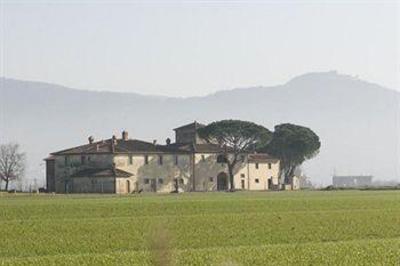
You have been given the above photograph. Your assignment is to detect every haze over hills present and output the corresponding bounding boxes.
[1,71,399,188]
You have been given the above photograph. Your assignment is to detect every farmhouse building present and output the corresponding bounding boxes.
[45,122,281,193]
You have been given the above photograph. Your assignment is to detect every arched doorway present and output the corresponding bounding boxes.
[217,172,228,191]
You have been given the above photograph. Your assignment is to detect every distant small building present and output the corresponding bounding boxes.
[332,175,373,188]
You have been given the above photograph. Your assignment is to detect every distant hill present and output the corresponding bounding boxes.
[1,71,399,188]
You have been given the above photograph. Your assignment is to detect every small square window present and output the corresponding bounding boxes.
[217,154,227,163]
[159,155,163,165]
[129,155,133,165]
[255,178,259,183]
[268,163,272,169]
[158,178,163,184]
[144,155,149,165]
[241,174,245,178]
[144,178,149,184]
[209,177,214,182]
[255,163,259,169]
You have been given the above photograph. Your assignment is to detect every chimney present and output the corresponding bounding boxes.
[112,135,117,145]
[166,138,171,146]
[88,136,94,144]
[153,139,157,145]
[122,130,128,141]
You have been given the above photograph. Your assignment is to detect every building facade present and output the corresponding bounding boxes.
[45,122,281,193]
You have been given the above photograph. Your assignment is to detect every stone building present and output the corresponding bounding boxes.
[45,122,281,193]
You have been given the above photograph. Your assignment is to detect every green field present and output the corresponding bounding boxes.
[1,191,399,265]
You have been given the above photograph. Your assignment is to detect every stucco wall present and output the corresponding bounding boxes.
[247,161,280,190]
[51,151,280,193]
[193,154,280,191]
[114,154,192,193]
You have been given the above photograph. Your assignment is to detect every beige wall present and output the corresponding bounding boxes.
[51,152,280,194]
[246,161,280,190]
[194,153,280,191]
[114,154,192,193]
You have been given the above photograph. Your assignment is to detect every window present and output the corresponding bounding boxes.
[144,178,149,184]
[159,155,163,165]
[158,178,163,184]
[201,155,206,161]
[129,155,133,165]
[209,177,214,182]
[255,178,260,183]
[175,155,179,165]
[255,163,259,169]
[81,155,86,164]
[144,155,149,165]
[268,163,272,169]
[241,174,245,178]
[217,154,227,163]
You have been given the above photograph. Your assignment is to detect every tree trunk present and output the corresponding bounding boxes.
[5,179,9,191]
[284,166,296,185]
[228,163,235,191]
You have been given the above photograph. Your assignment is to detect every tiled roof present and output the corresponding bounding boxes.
[49,136,276,158]
[193,143,231,153]
[71,167,133,178]
[173,121,205,131]
[248,153,278,162]
[51,139,188,155]
[51,139,114,155]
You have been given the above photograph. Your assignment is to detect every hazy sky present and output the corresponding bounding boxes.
[1,0,399,96]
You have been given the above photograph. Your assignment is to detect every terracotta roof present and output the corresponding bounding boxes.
[51,139,113,155]
[193,143,232,153]
[49,134,274,156]
[51,139,188,155]
[248,153,278,162]
[173,121,205,131]
[71,168,133,178]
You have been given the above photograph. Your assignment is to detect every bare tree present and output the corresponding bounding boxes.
[0,143,26,191]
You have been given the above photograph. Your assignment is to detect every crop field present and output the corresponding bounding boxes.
[1,191,399,265]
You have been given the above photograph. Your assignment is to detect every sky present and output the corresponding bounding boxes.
[1,0,399,97]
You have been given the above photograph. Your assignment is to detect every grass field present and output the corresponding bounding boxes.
[1,191,399,265]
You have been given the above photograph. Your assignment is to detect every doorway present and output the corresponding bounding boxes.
[217,172,228,191]
[150,178,157,192]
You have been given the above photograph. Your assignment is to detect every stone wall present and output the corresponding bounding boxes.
[53,153,114,193]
